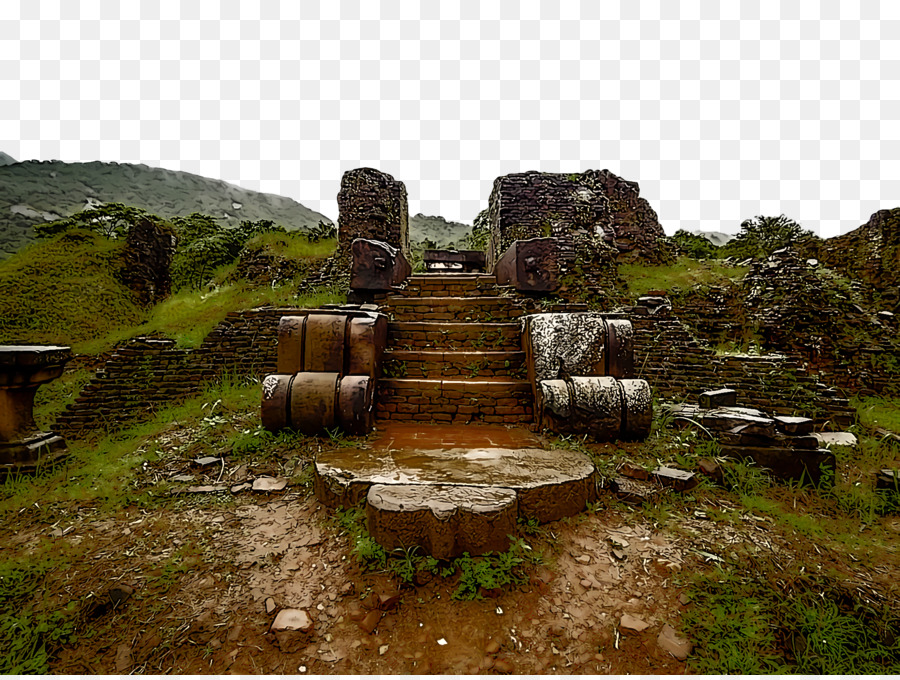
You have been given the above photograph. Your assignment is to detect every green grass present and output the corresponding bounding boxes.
[852,395,900,433]
[681,559,900,674]
[0,229,343,354]
[0,552,80,674]
[0,229,145,347]
[32,367,94,429]
[243,232,337,260]
[618,257,748,298]
[89,281,344,352]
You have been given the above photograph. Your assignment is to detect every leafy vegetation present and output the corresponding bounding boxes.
[672,229,721,259]
[681,557,900,674]
[720,214,820,261]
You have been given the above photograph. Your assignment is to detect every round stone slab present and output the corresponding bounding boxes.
[315,446,597,523]
[366,484,517,560]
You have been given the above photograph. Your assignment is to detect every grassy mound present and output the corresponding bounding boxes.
[0,229,145,347]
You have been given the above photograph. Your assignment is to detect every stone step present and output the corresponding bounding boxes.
[383,296,535,322]
[399,274,505,298]
[376,377,534,424]
[366,484,517,560]
[387,321,522,351]
[315,445,598,526]
[383,349,526,379]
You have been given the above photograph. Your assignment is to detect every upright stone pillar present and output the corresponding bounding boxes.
[337,168,409,259]
[0,345,72,477]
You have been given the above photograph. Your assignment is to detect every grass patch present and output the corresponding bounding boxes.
[334,504,544,599]
[0,549,79,674]
[853,395,900,433]
[618,257,748,298]
[0,228,343,354]
[243,232,337,260]
[0,230,144,347]
[681,558,900,673]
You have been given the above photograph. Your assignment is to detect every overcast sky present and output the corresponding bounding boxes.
[3,1,899,237]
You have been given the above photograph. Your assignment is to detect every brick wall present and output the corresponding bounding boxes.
[336,168,409,258]
[486,170,670,269]
[54,307,307,438]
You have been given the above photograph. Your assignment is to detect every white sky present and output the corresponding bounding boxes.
[3,1,899,237]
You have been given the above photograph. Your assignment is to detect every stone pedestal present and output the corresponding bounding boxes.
[0,345,72,477]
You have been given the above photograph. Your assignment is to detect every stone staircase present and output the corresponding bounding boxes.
[376,273,537,425]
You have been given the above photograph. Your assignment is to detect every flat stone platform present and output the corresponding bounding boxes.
[314,444,597,524]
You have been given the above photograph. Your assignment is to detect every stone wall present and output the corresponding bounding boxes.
[629,308,856,426]
[808,208,900,310]
[54,307,304,437]
[486,170,671,269]
[119,218,178,306]
[336,168,409,258]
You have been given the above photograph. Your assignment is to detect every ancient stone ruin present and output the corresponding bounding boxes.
[485,169,671,269]
[0,345,71,478]
[337,167,410,258]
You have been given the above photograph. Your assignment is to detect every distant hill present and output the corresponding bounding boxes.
[0,159,333,258]
[408,213,472,247]
[693,230,733,246]
[0,151,16,166]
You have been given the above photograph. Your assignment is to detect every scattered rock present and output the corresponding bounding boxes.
[698,388,736,409]
[192,456,222,467]
[493,657,515,673]
[618,462,650,480]
[485,639,501,655]
[657,623,693,659]
[607,476,657,504]
[185,485,227,493]
[231,482,251,493]
[575,554,591,564]
[773,415,814,435]
[346,600,366,621]
[252,476,289,492]
[612,549,627,561]
[379,644,389,655]
[813,432,858,449]
[697,458,723,483]
[108,584,134,607]
[650,465,698,492]
[378,591,402,611]
[877,469,900,492]
[619,613,650,633]
[269,609,314,653]
[265,597,277,615]
[115,643,133,673]
[358,609,383,634]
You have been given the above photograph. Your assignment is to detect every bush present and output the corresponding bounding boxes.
[721,215,819,261]
[672,229,720,259]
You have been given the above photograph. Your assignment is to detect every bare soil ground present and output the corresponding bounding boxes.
[4,417,900,674]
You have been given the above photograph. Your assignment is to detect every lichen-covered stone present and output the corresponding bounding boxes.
[485,170,671,269]
[337,168,409,258]
[366,484,517,559]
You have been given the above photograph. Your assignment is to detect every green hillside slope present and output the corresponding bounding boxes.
[0,160,333,257]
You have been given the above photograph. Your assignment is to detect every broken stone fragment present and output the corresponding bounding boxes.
[607,476,657,504]
[773,415,814,435]
[657,623,693,659]
[876,469,899,492]
[252,476,289,492]
[357,609,383,634]
[269,608,314,653]
[813,432,858,449]
[650,466,698,492]
[698,388,737,409]
[192,456,221,467]
[619,613,650,633]
[265,597,276,615]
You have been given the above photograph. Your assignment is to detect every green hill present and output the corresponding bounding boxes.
[0,159,333,258]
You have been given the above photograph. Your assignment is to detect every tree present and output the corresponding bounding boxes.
[721,215,819,261]
[33,203,159,240]
[463,209,491,251]
[170,215,286,290]
[672,229,720,259]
